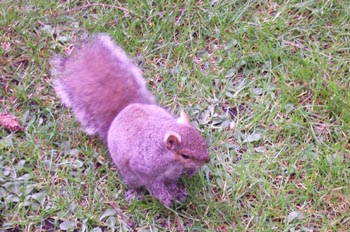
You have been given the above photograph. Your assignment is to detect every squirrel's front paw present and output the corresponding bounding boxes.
[159,196,174,207]
[175,188,188,203]
[167,183,188,203]
[148,183,175,207]
[125,188,145,205]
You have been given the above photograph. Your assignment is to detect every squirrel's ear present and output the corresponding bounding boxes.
[177,110,190,125]
[164,131,181,150]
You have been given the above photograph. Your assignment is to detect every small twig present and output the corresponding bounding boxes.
[298,90,312,105]
[176,217,184,232]
[284,40,310,51]
[97,185,136,231]
[54,3,141,18]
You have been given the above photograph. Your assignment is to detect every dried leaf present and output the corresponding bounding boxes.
[287,211,304,223]
[0,135,13,148]
[106,216,117,228]
[24,183,36,195]
[253,88,264,95]
[254,146,266,153]
[40,24,54,36]
[243,133,262,143]
[3,182,21,195]
[224,67,236,78]
[0,187,6,198]
[6,194,20,202]
[31,192,47,205]
[0,113,24,132]
[100,208,116,221]
[91,228,102,232]
[287,211,298,223]
[17,173,31,181]
[59,220,76,231]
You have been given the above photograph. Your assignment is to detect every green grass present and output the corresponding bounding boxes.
[1,0,350,231]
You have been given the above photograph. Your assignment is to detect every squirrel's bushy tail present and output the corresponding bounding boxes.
[51,34,156,141]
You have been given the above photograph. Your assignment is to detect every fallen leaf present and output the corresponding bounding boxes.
[31,192,47,205]
[287,211,304,223]
[100,208,116,221]
[59,220,76,231]
[0,112,24,132]
[243,133,262,143]
[287,211,298,223]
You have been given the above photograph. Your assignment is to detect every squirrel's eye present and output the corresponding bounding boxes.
[180,153,190,159]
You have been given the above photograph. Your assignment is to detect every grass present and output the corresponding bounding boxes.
[1,0,350,231]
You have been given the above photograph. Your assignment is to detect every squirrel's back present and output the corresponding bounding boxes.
[51,34,156,141]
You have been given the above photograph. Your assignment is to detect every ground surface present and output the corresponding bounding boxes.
[1,0,350,231]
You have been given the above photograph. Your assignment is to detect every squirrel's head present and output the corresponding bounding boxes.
[164,110,209,176]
